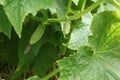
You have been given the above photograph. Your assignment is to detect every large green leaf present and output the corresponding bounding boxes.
[55,0,68,17]
[68,13,92,50]
[0,5,11,38]
[12,20,37,79]
[12,22,61,79]
[58,11,120,80]
[12,20,47,79]
[89,11,120,51]
[32,43,58,77]
[0,30,18,66]
[0,0,55,37]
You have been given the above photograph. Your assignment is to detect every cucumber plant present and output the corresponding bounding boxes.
[0,0,120,80]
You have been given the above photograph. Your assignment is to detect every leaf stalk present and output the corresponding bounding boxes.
[41,68,60,80]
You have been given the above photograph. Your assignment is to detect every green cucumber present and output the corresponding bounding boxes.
[63,21,71,35]
[30,24,46,45]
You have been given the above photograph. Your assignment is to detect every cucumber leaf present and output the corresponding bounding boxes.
[0,0,55,37]
[68,13,92,50]
[55,0,68,17]
[58,11,120,80]
[0,5,11,38]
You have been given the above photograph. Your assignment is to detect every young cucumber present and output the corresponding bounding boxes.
[30,24,46,45]
[63,21,71,35]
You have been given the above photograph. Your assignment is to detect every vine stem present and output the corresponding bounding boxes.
[68,0,102,20]
[108,0,120,10]
[45,0,102,23]
[41,68,60,80]
[80,0,87,12]
[65,0,72,17]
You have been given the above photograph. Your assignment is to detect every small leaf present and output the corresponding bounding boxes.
[30,24,46,45]
[13,23,59,79]
[89,11,120,51]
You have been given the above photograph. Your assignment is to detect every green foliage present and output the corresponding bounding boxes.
[0,5,11,38]
[0,0,55,37]
[0,0,120,80]
[55,0,68,17]
[0,30,18,66]
[58,11,120,80]
[68,13,92,50]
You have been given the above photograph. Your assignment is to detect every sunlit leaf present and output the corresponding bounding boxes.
[0,0,55,37]
[68,13,92,50]
[58,11,120,80]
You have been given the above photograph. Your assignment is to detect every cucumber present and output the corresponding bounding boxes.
[63,21,71,35]
[30,24,46,45]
